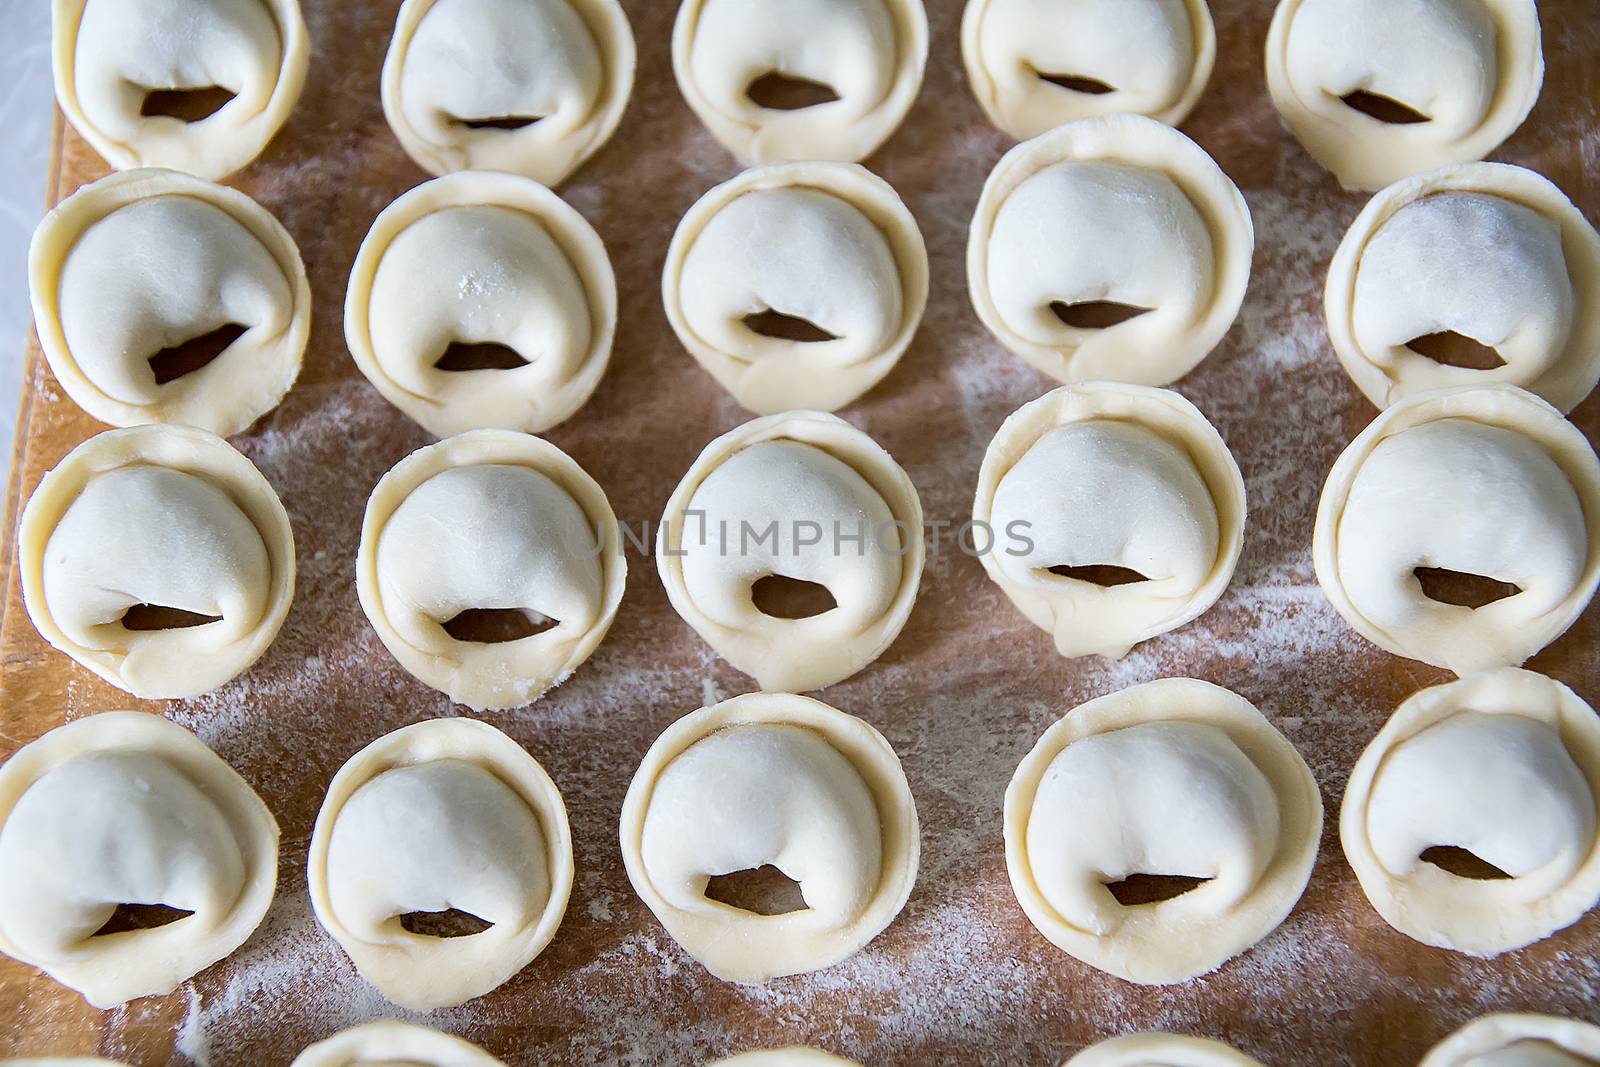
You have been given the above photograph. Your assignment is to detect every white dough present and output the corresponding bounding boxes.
[974,383,1245,659]
[1004,678,1322,984]
[357,430,625,711]
[382,0,634,186]
[1341,669,1600,956]
[1421,1015,1600,1067]
[1265,0,1544,191]
[1314,386,1600,674]
[671,0,927,165]
[1325,163,1600,413]
[710,1052,861,1067]
[663,162,927,414]
[657,411,924,693]
[968,116,1252,387]
[307,719,573,1010]
[1063,1032,1267,1066]
[18,425,296,700]
[0,713,278,1008]
[620,693,919,984]
[961,0,1215,139]
[29,168,310,436]
[53,0,309,180]
[346,171,616,438]
[290,1021,505,1067]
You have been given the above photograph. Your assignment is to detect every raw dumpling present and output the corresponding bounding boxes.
[291,1022,505,1067]
[973,382,1245,659]
[18,424,296,700]
[1421,1014,1600,1067]
[1005,678,1322,984]
[710,1052,861,1066]
[29,168,310,437]
[53,0,310,180]
[671,0,928,164]
[620,692,919,984]
[1063,1033,1266,1066]
[1342,669,1600,956]
[662,162,927,414]
[0,712,278,1008]
[1313,385,1600,673]
[381,0,635,186]
[1325,162,1600,413]
[307,718,573,1009]
[357,429,625,711]
[656,411,924,692]
[345,171,616,438]
[1265,0,1544,191]
[961,0,1215,139]
[967,115,1252,387]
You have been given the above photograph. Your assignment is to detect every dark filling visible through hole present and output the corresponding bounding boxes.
[1105,873,1211,906]
[121,604,222,630]
[148,323,247,386]
[1038,73,1116,95]
[1406,331,1507,371]
[140,86,237,122]
[433,342,531,372]
[1414,567,1521,609]
[746,72,840,110]
[743,309,838,343]
[704,865,808,915]
[399,909,495,937]
[1048,564,1149,587]
[455,115,543,131]
[1419,845,1513,880]
[441,608,556,643]
[1340,90,1430,125]
[1049,301,1151,330]
[93,902,193,936]
[751,575,838,619]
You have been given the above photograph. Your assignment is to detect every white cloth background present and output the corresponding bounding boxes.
[0,4,56,485]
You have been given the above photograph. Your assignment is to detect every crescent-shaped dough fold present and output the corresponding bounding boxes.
[290,1021,505,1067]
[710,1052,862,1067]
[1005,678,1322,984]
[53,0,310,180]
[1342,669,1600,956]
[620,693,919,983]
[1265,0,1543,191]
[1420,1014,1600,1067]
[0,712,278,1008]
[1062,1033,1267,1067]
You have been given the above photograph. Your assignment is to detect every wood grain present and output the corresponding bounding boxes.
[3,1,1599,1064]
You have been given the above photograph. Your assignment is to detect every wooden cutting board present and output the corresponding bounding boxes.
[3,1,1600,1064]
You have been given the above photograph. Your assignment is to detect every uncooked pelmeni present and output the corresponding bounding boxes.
[961,0,1215,139]
[346,171,616,438]
[30,168,310,437]
[671,0,927,165]
[290,1022,505,1067]
[381,0,635,186]
[53,0,309,180]
[620,692,919,984]
[657,411,924,692]
[1063,1033,1266,1067]
[968,115,1252,387]
[663,162,927,414]
[1325,163,1600,413]
[1313,385,1600,674]
[0,712,278,1008]
[973,382,1245,659]
[1005,678,1322,983]
[18,425,296,700]
[307,719,572,1009]
[357,430,625,711]
[1421,1014,1600,1067]
[1265,0,1544,191]
[710,1051,861,1066]
[1342,669,1600,956]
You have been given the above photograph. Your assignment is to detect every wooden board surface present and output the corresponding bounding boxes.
[4,1,1600,1064]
